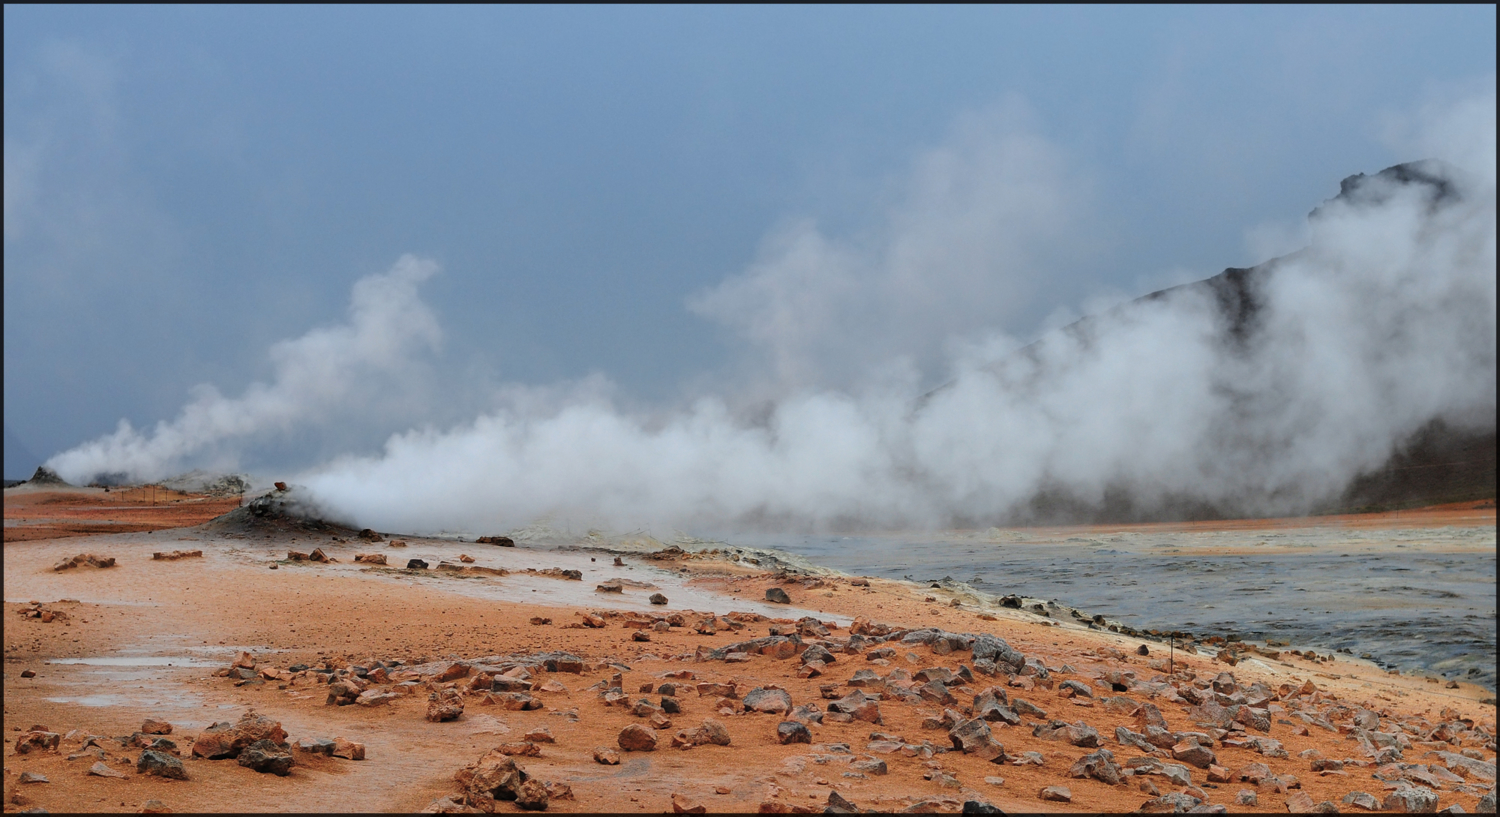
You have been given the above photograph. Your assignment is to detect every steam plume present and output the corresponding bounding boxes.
[47,255,441,484]
[47,93,1496,537]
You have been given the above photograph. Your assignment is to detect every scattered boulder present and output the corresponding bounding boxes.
[228,712,287,753]
[237,739,295,775]
[618,724,658,751]
[141,719,173,735]
[407,558,429,570]
[973,634,1026,673]
[14,731,60,755]
[1383,787,1439,813]
[152,550,203,560]
[828,691,882,724]
[89,761,128,778]
[765,587,791,604]
[515,778,550,811]
[650,593,669,605]
[777,721,812,745]
[949,718,1006,762]
[137,750,188,780]
[593,747,621,765]
[190,722,238,759]
[427,688,465,722]
[1068,748,1123,785]
[1172,741,1217,769]
[1032,720,1102,748]
[332,738,365,760]
[17,772,48,784]
[354,553,387,565]
[743,687,793,715]
[1039,786,1072,803]
[1139,792,1202,812]
[476,536,515,546]
[455,749,536,809]
[497,742,542,757]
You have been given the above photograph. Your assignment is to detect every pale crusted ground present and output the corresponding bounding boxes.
[3,489,1495,813]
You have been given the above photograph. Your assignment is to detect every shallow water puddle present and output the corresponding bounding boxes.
[49,655,219,667]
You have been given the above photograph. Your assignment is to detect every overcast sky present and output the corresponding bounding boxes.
[5,6,1496,480]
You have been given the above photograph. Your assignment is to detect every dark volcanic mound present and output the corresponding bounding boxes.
[26,466,72,487]
[200,485,354,537]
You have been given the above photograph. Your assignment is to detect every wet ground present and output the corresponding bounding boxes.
[726,524,1497,692]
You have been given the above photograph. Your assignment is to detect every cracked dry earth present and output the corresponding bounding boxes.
[3,488,1497,813]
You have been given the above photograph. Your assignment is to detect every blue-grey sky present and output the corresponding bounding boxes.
[5,6,1496,481]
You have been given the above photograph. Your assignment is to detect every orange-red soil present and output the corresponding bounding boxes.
[3,490,1494,813]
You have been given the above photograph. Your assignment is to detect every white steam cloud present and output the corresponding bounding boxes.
[47,255,441,484]
[48,92,1497,537]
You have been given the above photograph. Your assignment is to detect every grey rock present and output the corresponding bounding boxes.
[949,718,1005,762]
[1383,787,1439,813]
[765,587,791,604]
[237,739,295,775]
[1068,747,1123,785]
[744,687,793,715]
[1013,698,1047,718]
[1139,792,1202,813]
[777,721,812,745]
[137,750,187,779]
[973,635,1025,672]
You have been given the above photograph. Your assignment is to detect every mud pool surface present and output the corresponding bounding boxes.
[728,524,1497,692]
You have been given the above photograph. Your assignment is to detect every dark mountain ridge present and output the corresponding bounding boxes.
[933,161,1495,525]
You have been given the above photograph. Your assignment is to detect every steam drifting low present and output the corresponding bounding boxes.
[49,95,1496,535]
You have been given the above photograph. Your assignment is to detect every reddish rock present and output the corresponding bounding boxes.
[673,792,708,813]
[515,777,549,811]
[497,741,541,757]
[332,737,365,760]
[1039,786,1071,803]
[435,662,469,682]
[427,688,465,722]
[190,722,237,759]
[457,749,530,806]
[15,731,60,754]
[618,724,658,751]
[230,712,287,752]
[593,746,621,765]
[1172,740,1217,769]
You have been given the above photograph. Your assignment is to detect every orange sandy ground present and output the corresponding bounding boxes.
[2,491,1494,813]
[3,487,242,543]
